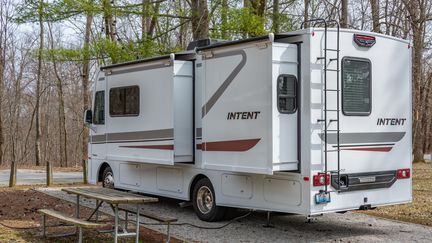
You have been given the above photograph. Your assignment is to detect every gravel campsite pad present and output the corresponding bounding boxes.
[38,187,432,243]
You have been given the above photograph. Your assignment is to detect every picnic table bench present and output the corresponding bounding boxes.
[38,209,107,243]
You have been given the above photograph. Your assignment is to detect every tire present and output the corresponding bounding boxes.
[192,178,226,222]
[102,166,114,189]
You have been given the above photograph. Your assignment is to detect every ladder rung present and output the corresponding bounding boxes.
[324,109,339,112]
[329,58,338,61]
[317,57,325,60]
[317,119,325,122]
[324,68,339,72]
[328,170,341,173]
[329,119,339,122]
[326,129,340,132]
[325,89,339,92]
[325,48,339,52]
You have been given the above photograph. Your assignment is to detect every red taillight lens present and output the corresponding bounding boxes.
[397,168,410,179]
[313,173,330,186]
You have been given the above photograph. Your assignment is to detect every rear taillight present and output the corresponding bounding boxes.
[397,168,410,179]
[313,173,330,186]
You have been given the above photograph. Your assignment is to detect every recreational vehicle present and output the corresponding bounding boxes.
[85,23,412,222]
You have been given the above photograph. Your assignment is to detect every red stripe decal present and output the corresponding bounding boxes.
[196,139,260,152]
[341,147,393,152]
[120,145,174,150]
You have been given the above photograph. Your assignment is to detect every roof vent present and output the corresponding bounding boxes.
[187,38,226,50]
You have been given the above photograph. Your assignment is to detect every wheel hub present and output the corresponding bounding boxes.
[197,186,213,214]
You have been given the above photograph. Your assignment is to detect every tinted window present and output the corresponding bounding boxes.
[93,91,105,124]
[109,86,140,116]
[277,75,297,114]
[342,58,371,116]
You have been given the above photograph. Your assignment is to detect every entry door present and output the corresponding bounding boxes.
[89,76,107,163]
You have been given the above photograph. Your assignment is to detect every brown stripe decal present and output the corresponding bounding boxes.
[201,50,247,118]
[196,138,260,152]
[119,145,174,150]
[341,147,393,152]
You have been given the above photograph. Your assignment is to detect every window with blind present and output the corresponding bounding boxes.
[277,75,297,114]
[109,86,140,116]
[342,57,371,116]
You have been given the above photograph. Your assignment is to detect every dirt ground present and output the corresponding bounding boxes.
[0,186,180,242]
[362,162,432,226]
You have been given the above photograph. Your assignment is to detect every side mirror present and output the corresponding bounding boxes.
[84,109,93,124]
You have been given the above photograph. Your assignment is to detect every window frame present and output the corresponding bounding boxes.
[277,74,298,114]
[93,90,105,125]
[109,85,140,117]
[341,56,372,116]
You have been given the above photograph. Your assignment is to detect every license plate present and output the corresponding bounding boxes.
[359,176,376,183]
[315,192,331,204]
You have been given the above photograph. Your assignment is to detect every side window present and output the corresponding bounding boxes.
[342,57,371,116]
[109,86,140,117]
[93,91,105,125]
[277,74,297,114]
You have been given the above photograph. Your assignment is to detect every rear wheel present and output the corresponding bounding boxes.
[102,167,114,189]
[192,178,225,222]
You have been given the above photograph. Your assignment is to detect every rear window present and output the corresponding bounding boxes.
[342,57,371,116]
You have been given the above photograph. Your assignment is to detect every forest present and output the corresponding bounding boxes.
[0,0,431,172]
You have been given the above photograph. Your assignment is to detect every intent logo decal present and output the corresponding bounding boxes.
[227,111,260,120]
[377,118,407,126]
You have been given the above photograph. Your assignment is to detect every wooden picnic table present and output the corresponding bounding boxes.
[62,187,158,243]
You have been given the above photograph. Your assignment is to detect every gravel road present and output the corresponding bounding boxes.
[37,187,432,242]
[0,169,83,186]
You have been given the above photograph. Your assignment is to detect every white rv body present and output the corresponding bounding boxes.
[88,28,412,216]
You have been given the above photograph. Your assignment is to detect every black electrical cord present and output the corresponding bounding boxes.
[139,210,253,230]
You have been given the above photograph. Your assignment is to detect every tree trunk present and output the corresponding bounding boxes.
[82,12,93,169]
[191,0,209,40]
[272,0,280,33]
[370,0,380,33]
[35,0,44,166]
[304,0,310,28]
[221,0,228,39]
[48,24,68,167]
[340,0,348,28]
[9,160,16,187]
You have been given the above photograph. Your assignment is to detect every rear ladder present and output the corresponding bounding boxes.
[302,19,341,193]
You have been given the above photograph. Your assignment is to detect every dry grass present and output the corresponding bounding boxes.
[362,162,432,226]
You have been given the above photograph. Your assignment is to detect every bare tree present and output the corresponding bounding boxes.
[191,0,209,40]
[35,0,44,166]
[341,0,349,28]
[370,0,380,32]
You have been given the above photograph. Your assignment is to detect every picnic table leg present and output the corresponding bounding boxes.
[78,227,83,243]
[42,214,46,237]
[76,195,80,235]
[95,200,99,222]
[166,222,171,243]
[124,210,128,232]
[135,204,140,243]
[114,204,119,243]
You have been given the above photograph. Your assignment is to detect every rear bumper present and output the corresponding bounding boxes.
[331,170,397,192]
